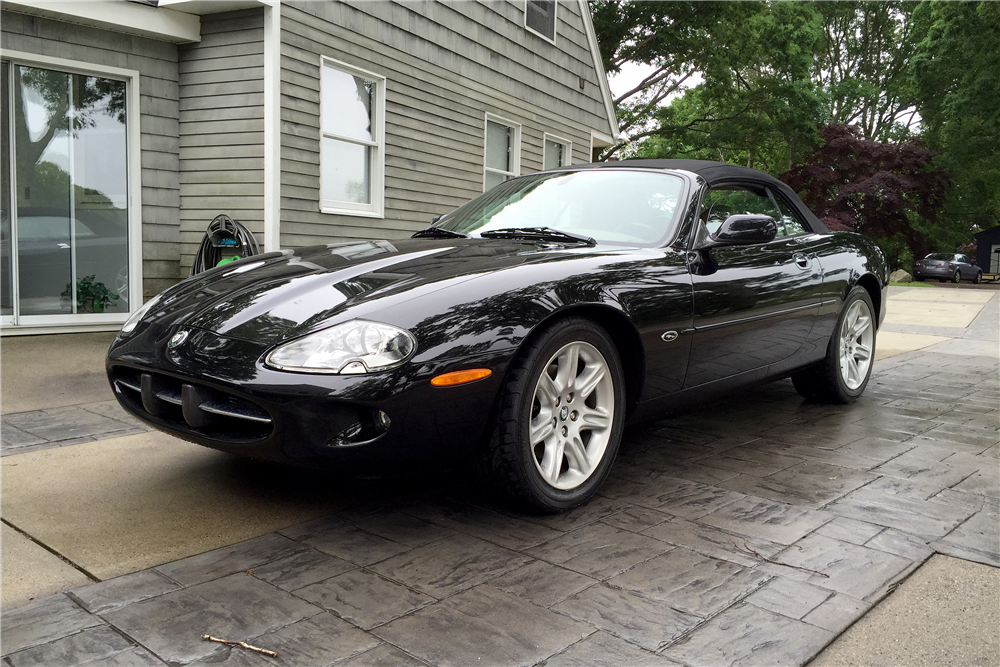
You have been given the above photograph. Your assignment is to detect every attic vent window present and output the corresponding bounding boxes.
[525,0,556,43]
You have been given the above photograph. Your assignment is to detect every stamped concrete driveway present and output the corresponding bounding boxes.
[1,285,997,666]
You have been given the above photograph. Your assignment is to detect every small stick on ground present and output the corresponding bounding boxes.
[730,539,830,578]
[202,634,278,658]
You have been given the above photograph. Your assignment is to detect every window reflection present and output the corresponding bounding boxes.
[7,64,128,316]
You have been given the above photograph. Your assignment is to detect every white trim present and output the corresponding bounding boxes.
[484,112,521,191]
[543,132,572,169]
[0,49,142,84]
[0,50,143,323]
[591,130,615,147]
[3,1,202,44]
[263,2,281,252]
[126,57,143,314]
[577,0,620,143]
[591,129,614,160]
[524,0,557,45]
[319,57,386,218]
[1,322,123,337]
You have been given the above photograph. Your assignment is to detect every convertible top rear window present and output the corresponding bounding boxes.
[436,170,685,246]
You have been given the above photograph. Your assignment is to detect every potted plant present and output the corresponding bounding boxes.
[61,275,120,313]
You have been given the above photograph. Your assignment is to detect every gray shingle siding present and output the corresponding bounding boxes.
[1,9,181,298]
[278,0,614,248]
[178,8,265,276]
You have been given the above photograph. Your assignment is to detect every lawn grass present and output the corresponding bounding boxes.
[889,281,936,287]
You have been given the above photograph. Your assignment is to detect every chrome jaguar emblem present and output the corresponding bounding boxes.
[168,330,189,348]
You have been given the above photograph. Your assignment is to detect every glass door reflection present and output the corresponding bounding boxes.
[5,63,129,321]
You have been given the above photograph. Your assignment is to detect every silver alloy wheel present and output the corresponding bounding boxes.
[529,341,614,490]
[839,299,874,390]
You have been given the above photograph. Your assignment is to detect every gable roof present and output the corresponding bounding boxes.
[577,0,620,144]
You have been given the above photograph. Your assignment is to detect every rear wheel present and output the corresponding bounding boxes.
[952,270,961,283]
[481,318,625,513]
[792,286,876,404]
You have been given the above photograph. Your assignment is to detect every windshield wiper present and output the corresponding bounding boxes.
[479,227,596,246]
[412,227,469,239]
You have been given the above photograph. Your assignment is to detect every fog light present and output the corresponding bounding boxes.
[378,410,391,431]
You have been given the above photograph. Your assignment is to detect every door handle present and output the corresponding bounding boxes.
[794,253,810,269]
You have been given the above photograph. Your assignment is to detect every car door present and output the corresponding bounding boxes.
[684,183,823,388]
[957,254,976,278]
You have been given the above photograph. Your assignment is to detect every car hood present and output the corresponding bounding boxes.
[144,238,605,345]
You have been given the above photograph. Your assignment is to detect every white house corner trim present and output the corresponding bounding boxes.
[128,68,143,310]
[577,0,619,143]
[263,2,281,252]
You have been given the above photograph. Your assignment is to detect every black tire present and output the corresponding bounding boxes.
[974,271,982,284]
[952,270,961,283]
[939,278,946,283]
[481,317,625,513]
[791,286,876,404]
[914,275,924,282]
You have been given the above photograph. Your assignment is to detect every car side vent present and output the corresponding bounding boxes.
[112,369,272,442]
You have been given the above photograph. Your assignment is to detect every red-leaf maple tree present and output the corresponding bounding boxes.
[781,124,950,259]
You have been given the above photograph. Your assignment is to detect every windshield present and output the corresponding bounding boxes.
[435,170,685,246]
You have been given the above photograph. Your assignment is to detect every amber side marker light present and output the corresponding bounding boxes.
[430,368,492,387]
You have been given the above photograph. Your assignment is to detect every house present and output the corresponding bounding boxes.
[973,225,1000,274]
[0,0,619,335]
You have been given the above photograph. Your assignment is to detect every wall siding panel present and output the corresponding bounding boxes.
[1,10,180,299]
[178,8,265,274]
[279,0,614,248]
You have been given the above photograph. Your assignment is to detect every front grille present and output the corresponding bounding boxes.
[112,368,273,442]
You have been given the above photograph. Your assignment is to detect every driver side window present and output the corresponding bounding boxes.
[700,186,780,236]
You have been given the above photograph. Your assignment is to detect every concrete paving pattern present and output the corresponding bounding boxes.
[1,285,997,666]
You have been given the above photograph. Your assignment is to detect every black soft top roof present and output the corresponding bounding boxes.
[559,159,829,233]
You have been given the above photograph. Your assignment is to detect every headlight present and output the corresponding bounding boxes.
[265,320,415,374]
[120,293,163,335]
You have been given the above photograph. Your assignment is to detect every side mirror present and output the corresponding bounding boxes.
[705,214,777,247]
[431,214,444,224]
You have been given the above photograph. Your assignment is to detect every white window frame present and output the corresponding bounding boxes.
[0,49,142,335]
[524,0,558,45]
[484,113,521,192]
[319,56,385,218]
[543,133,572,170]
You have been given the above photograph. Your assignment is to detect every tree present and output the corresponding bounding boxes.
[629,1,826,172]
[910,1,1000,241]
[781,124,951,265]
[588,0,764,154]
[813,1,921,142]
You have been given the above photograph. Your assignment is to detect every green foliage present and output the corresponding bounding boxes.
[813,1,921,141]
[61,274,119,312]
[590,0,997,258]
[589,0,765,146]
[910,1,1000,248]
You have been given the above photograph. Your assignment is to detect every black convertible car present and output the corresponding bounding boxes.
[107,160,887,512]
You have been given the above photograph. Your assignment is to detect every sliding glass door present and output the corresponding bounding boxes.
[1,59,130,327]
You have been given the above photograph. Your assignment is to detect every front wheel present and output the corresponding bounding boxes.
[792,286,876,404]
[974,271,982,284]
[481,318,625,513]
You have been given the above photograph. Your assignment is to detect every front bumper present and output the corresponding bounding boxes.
[107,324,510,471]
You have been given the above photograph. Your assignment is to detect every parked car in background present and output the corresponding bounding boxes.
[106,160,888,513]
[913,253,982,283]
